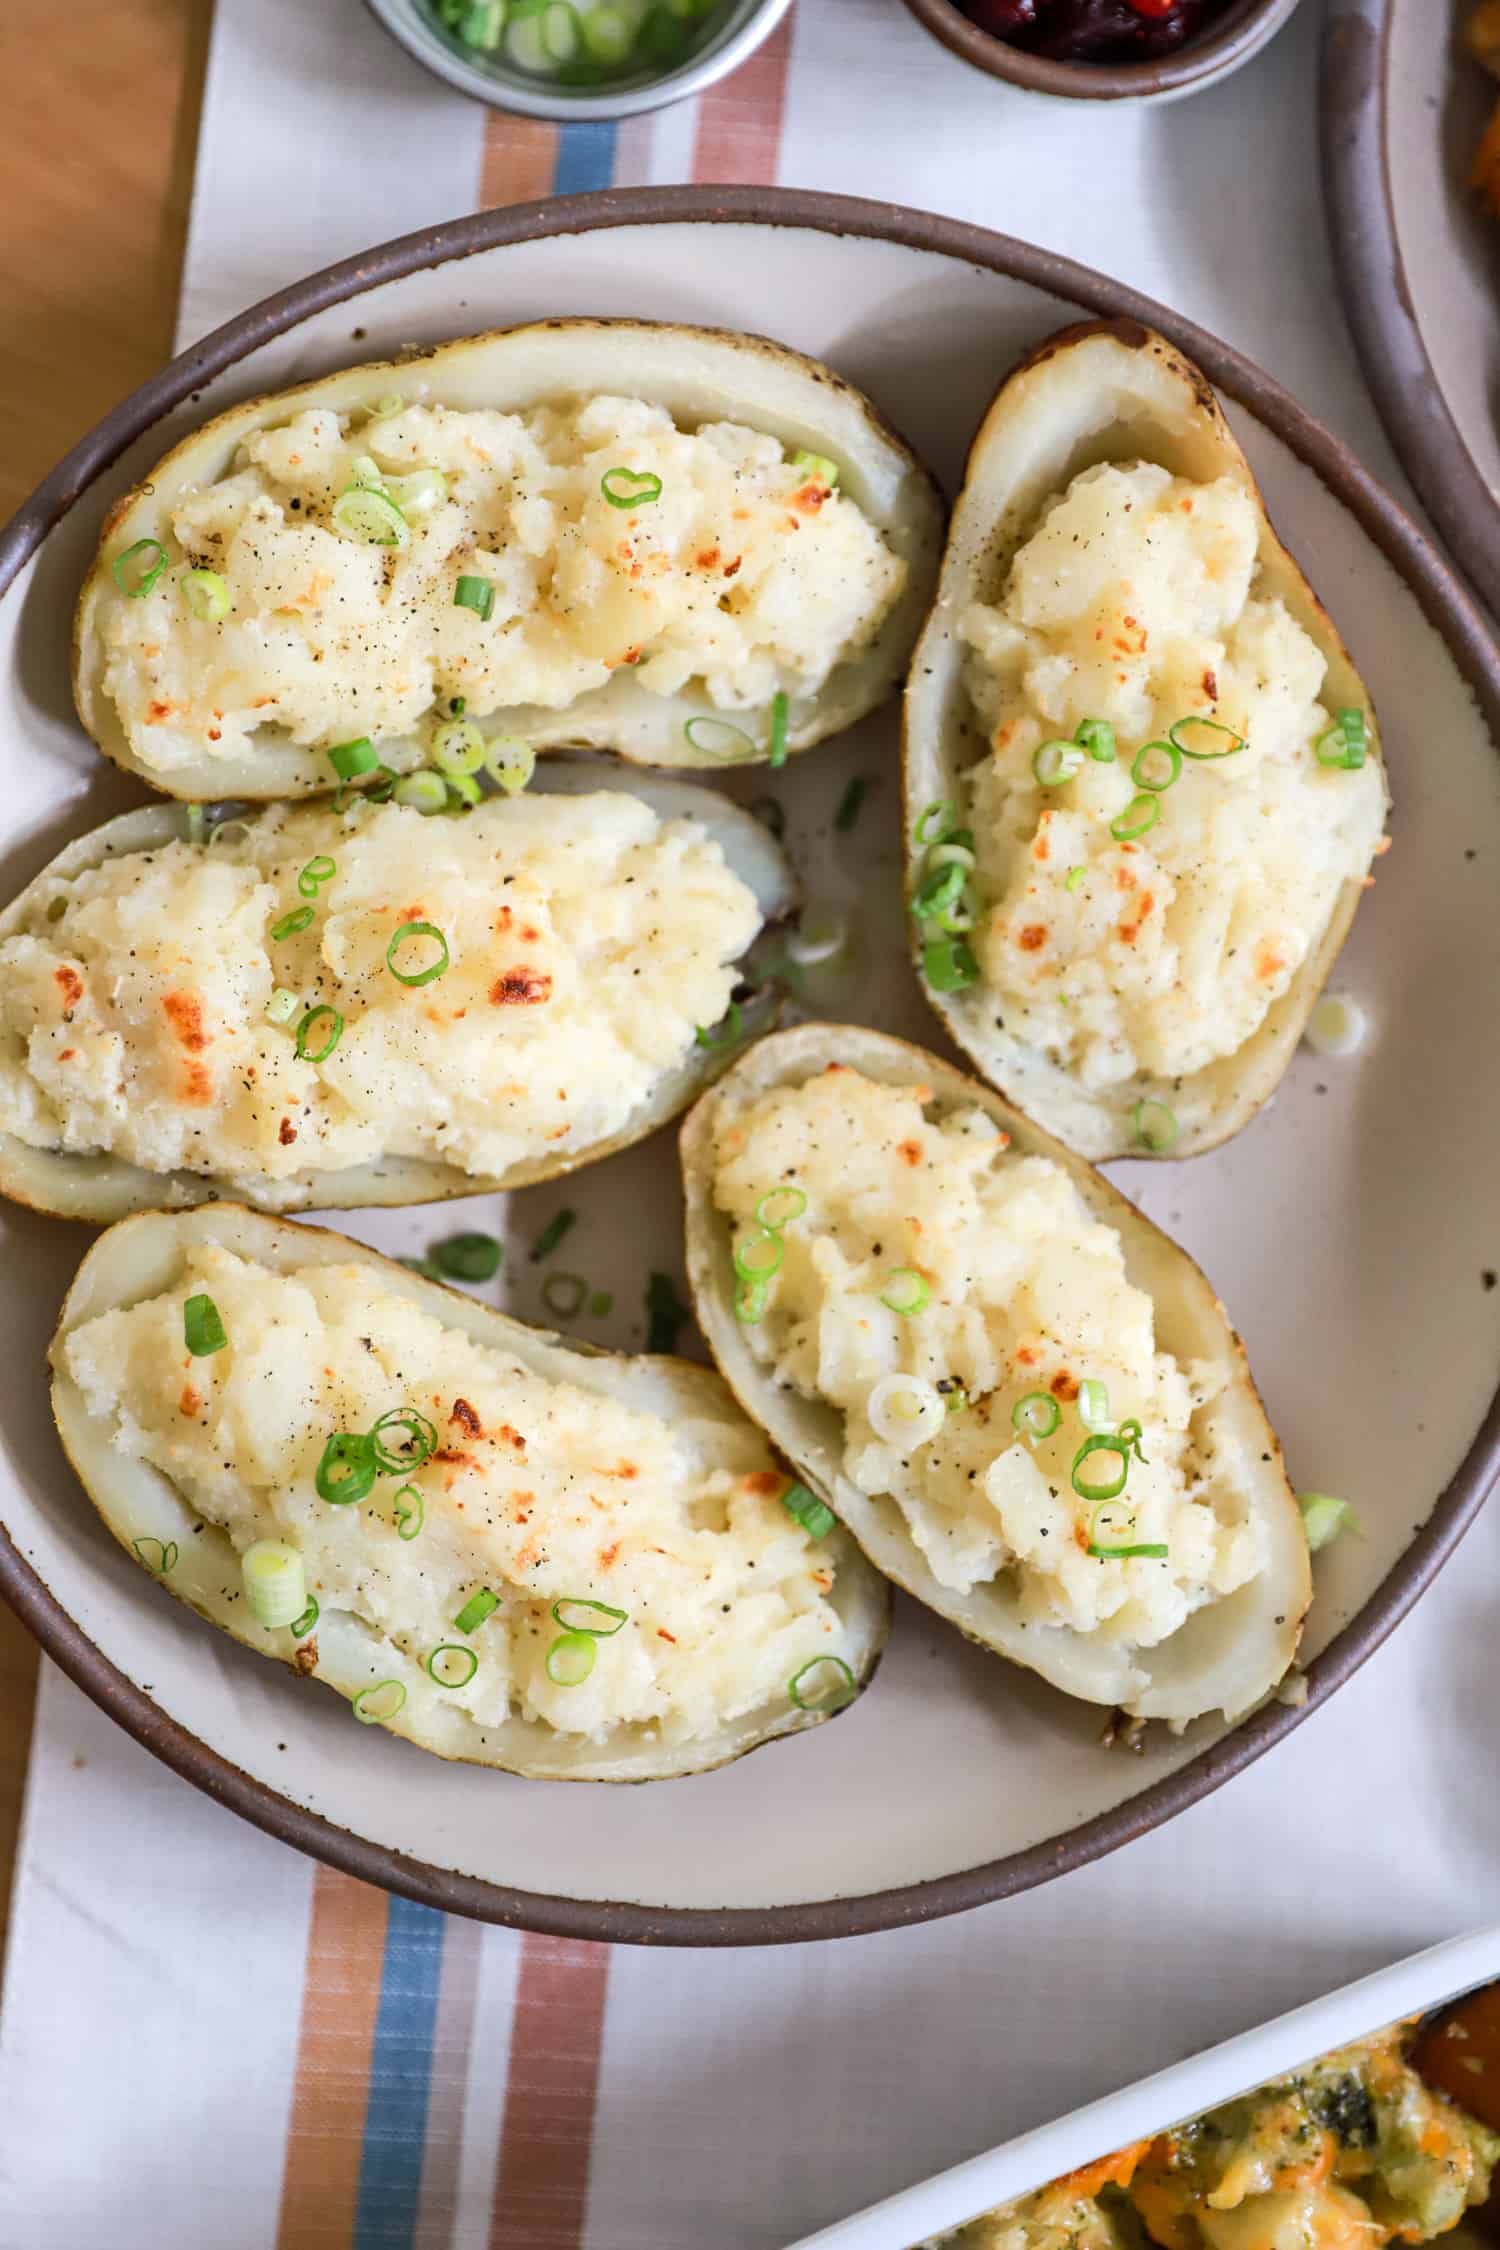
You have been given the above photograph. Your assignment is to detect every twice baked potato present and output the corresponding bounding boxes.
[75,319,944,799]
[0,765,790,1222]
[49,1203,888,1780]
[681,1023,1310,1726]
[903,321,1389,1161]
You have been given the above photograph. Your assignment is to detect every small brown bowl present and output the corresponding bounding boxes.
[899,0,1304,101]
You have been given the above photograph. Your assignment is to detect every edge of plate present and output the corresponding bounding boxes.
[2,183,1499,1946]
[1321,0,1500,617]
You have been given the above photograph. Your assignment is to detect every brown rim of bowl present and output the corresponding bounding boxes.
[2,185,1498,1946]
[1321,0,1500,619]
[897,0,1303,101]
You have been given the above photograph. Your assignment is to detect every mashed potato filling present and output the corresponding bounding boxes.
[101,396,907,776]
[0,793,760,1200]
[711,1067,1265,1644]
[957,461,1386,1090]
[61,1244,849,1743]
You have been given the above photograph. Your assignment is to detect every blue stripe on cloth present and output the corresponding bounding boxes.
[552,120,619,196]
[352,1897,447,2250]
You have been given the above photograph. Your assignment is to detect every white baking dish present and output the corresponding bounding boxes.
[787,1923,1500,2250]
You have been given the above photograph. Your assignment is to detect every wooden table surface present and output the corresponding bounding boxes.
[0,0,210,1968]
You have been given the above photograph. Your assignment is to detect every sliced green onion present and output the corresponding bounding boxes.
[1076,718,1116,763]
[454,1588,499,1635]
[868,1372,945,1447]
[241,1540,308,1630]
[733,1230,784,1284]
[295,1005,343,1063]
[1314,709,1368,770]
[942,1383,969,1415]
[371,390,406,417]
[182,568,231,622]
[132,1536,178,1573]
[427,1643,480,1688]
[1089,1540,1169,1560]
[297,855,337,898]
[328,738,378,781]
[834,777,866,832]
[542,1270,588,1319]
[184,1292,227,1357]
[332,484,409,547]
[392,770,449,813]
[316,1432,378,1505]
[545,1631,597,1685]
[1132,1098,1178,1153]
[600,466,663,508]
[112,538,168,598]
[789,448,839,487]
[781,1483,836,1540]
[683,715,756,760]
[925,841,976,879]
[1170,715,1246,760]
[1117,1416,1149,1464]
[432,1232,502,1283]
[485,737,536,794]
[1078,1379,1111,1432]
[1131,740,1182,792]
[291,1597,319,1638]
[387,920,450,986]
[880,1267,929,1317]
[1012,1391,1060,1443]
[1110,794,1159,841]
[386,469,446,516]
[787,909,847,967]
[734,1276,769,1325]
[695,1001,744,1049]
[1306,992,1368,1057]
[922,938,979,993]
[1299,1492,1360,1552]
[457,0,504,46]
[550,1597,628,1636]
[443,772,482,812]
[588,1290,613,1317]
[429,717,486,777]
[265,987,300,1027]
[915,801,955,846]
[645,1271,688,1354]
[914,861,966,920]
[1033,740,1085,787]
[452,573,495,621]
[393,1487,424,1542]
[788,1654,856,1712]
[206,818,255,853]
[755,1185,807,1230]
[768,691,790,770]
[1065,865,1087,894]
[352,1680,406,1725]
[271,905,315,941]
[369,1408,438,1473]
[580,3,632,59]
[1072,1434,1130,1502]
[530,1208,577,1262]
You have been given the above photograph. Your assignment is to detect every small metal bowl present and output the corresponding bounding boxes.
[898,0,1303,102]
[364,0,794,120]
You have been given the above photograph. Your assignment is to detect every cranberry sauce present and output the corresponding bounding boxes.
[960,0,1234,63]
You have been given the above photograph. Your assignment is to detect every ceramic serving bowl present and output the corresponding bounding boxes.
[899,0,1303,102]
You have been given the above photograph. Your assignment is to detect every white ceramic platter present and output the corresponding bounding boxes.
[2,188,1498,1942]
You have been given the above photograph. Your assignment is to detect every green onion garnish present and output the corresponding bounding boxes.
[789,448,839,486]
[1132,1098,1179,1153]
[922,938,979,993]
[1012,1392,1060,1442]
[485,737,535,796]
[316,1433,378,1505]
[453,574,495,620]
[695,1001,744,1049]
[432,1232,502,1283]
[207,818,255,853]
[755,1185,807,1230]
[550,1597,628,1636]
[352,1680,407,1725]
[588,1290,613,1317]
[241,1540,308,1630]
[184,1292,227,1357]
[530,1208,577,1262]
[733,1230,784,1284]
[541,1271,588,1319]
[1078,1379,1110,1432]
[111,539,168,598]
[834,777,867,832]
[683,715,757,760]
[271,905,315,941]
[443,772,481,813]
[545,1631,597,1686]
[332,484,409,547]
[295,1005,343,1063]
[132,1536,178,1573]
[387,468,446,516]
[925,840,977,879]
[915,801,955,846]
[1086,1503,1166,1560]
[645,1271,689,1354]
[580,3,632,61]
[788,1654,856,1712]
[430,716,486,777]
[457,0,503,48]
[1072,1434,1130,1502]
[327,738,379,781]
[1170,715,1246,760]
[1033,741,1084,787]
[1064,865,1087,894]
[290,1597,319,1639]
[393,1487,424,1542]
[386,920,450,986]
[182,568,231,622]
[1075,719,1116,763]
[768,691,789,770]
[369,1408,438,1473]
[454,1588,499,1635]
[880,1267,929,1316]
[297,855,337,898]
[1131,741,1182,792]
[914,861,966,921]
[427,1644,479,1688]
[1117,1416,1149,1464]
[1314,709,1368,770]
[781,1483,835,1540]
[1299,1492,1359,1552]
[600,467,663,508]
[734,1276,769,1325]
[1090,1539,1168,1560]
[393,771,450,814]
[1110,794,1159,841]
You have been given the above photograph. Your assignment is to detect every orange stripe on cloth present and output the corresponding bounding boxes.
[276,1868,391,2250]
[479,114,561,208]
[488,1936,611,2250]
[690,12,793,184]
